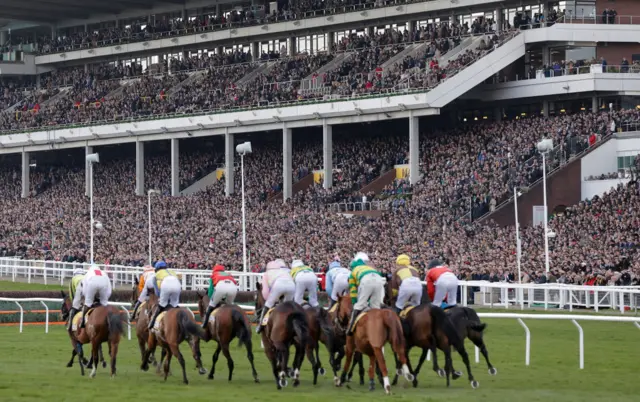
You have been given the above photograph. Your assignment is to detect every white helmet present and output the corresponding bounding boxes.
[72,268,85,276]
[354,252,370,262]
[275,258,288,268]
[291,260,305,268]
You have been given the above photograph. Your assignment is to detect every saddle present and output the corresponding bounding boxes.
[133,301,147,321]
[152,311,167,332]
[71,308,95,331]
[328,303,339,314]
[352,310,368,328]
[399,305,417,319]
[261,307,275,327]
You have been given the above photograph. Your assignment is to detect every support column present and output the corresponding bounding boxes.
[287,37,295,56]
[542,45,550,67]
[495,9,502,32]
[592,96,598,113]
[217,45,224,55]
[543,100,550,118]
[323,120,333,189]
[51,25,56,40]
[251,42,259,61]
[283,126,292,201]
[308,38,314,55]
[327,32,335,52]
[85,146,93,196]
[21,151,30,198]
[409,21,417,34]
[409,114,419,185]
[494,107,503,122]
[0,31,7,45]
[171,138,179,196]
[225,130,235,196]
[136,141,144,196]
[367,27,374,37]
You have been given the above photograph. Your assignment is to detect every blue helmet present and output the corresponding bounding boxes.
[154,261,167,271]
[328,261,342,270]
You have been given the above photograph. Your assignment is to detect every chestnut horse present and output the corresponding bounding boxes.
[60,291,126,378]
[141,292,206,384]
[255,282,313,389]
[196,293,259,383]
[334,296,414,394]
[131,279,157,367]
[328,303,366,385]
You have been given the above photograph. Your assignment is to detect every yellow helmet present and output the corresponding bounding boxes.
[396,254,411,266]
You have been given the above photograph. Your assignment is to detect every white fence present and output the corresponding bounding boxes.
[1,296,639,370]
[1,258,640,313]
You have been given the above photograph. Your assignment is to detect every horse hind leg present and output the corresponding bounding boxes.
[163,348,173,382]
[454,343,479,389]
[190,337,207,375]
[109,341,119,378]
[99,344,107,369]
[169,344,189,385]
[245,341,259,383]
[472,335,497,375]
[221,344,235,382]
[208,344,221,380]
[305,344,319,385]
[367,355,376,392]
[292,343,306,387]
[89,340,100,378]
[373,347,391,394]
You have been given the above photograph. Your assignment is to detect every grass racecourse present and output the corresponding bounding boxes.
[0,281,639,402]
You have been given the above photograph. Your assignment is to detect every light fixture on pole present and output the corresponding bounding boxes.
[513,186,529,284]
[147,189,161,265]
[236,141,252,273]
[85,152,100,264]
[536,138,554,273]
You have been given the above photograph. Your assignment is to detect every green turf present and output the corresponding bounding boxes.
[0,317,637,402]
[0,280,65,291]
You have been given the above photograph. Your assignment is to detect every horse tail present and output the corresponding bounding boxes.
[317,307,335,351]
[287,311,310,349]
[107,310,125,343]
[231,308,252,349]
[429,305,464,350]
[463,307,487,332]
[178,309,205,340]
[383,310,405,351]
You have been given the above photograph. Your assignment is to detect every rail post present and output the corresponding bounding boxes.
[517,318,530,366]
[571,319,584,369]
[40,301,50,333]
[14,301,24,333]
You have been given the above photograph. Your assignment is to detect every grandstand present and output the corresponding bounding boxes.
[1,0,640,288]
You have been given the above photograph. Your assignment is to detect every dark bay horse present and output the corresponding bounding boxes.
[196,293,259,383]
[303,305,337,385]
[446,306,496,376]
[60,291,126,378]
[256,282,313,389]
[334,296,414,394]
[141,292,206,384]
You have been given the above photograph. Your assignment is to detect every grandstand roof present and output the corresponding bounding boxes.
[0,0,186,24]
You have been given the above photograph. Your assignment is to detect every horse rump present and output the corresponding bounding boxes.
[429,305,464,349]
[286,311,310,348]
[107,311,126,343]
[461,307,487,332]
[231,308,252,349]
[178,309,205,340]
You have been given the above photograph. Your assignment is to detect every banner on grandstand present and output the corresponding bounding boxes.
[532,205,547,227]
[313,170,324,184]
[395,164,410,179]
[215,168,225,181]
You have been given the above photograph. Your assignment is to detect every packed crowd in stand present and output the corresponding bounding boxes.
[1,108,640,288]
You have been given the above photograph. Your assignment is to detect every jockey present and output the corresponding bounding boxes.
[130,265,155,320]
[346,252,384,335]
[325,260,351,308]
[391,254,423,313]
[426,259,458,309]
[256,259,295,334]
[148,261,181,330]
[80,264,112,329]
[290,259,319,307]
[67,268,86,330]
[201,264,238,328]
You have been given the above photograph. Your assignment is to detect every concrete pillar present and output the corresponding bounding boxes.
[225,130,234,196]
[327,32,335,52]
[171,138,179,196]
[85,146,93,196]
[283,126,292,201]
[308,37,314,55]
[251,42,259,61]
[409,21,417,34]
[542,100,550,118]
[215,3,221,17]
[84,63,89,73]
[494,107,503,121]
[323,120,333,189]
[409,114,420,185]
[1,31,7,45]
[287,37,295,56]
[21,151,30,198]
[495,9,502,32]
[366,27,374,37]
[84,23,88,32]
[51,25,56,40]
[36,75,41,89]
[217,45,224,55]
[592,96,598,112]
[136,141,144,196]
[541,45,550,66]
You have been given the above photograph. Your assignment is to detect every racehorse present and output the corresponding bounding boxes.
[141,292,206,384]
[303,305,336,385]
[60,291,126,378]
[334,295,414,394]
[328,302,366,385]
[131,279,157,367]
[255,282,313,389]
[446,306,496,376]
[196,293,259,383]
[384,282,479,388]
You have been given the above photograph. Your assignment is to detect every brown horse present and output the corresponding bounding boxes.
[60,291,126,378]
[255,282,313,389]
[385,282,480,388]
[131,279,157,367]
[196,293,259,382]
[302,305,337,385]
[141,292,206,384]
[334,295,414,394]
[328,303,366,385]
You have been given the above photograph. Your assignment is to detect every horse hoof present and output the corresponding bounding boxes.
[102,362,107,369]
[254,377,260,383]
[287,368,294,378]
[90,372,96,379]
[319,367,326,376]
[437,369,445,378]
[396,369,403,376]
[404,373,415,382]
[489,367,498,376]
[293,379,300,388]
[279,378,288,388]
[66,362,73,368]
[412,379,418,388]
[184,380,189,385]
[198,367,207,375]
[471,380,479,389]
[369,385,375,392]
[453,371,462,380]
[334,376,341,387]
[384,385,391,394]
[141,365,149,372]
[391,377,398,386]
[208,374,214,380]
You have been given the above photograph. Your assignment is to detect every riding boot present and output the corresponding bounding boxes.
[346,309,361,336]
[67,307,79,331]
[329,299,335,309]
[148,305,165,330]
[393,305,402,315]
[79,305,89,329]
[201,304,215,329]
[130,300,142,321]
[255,307,266,334]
